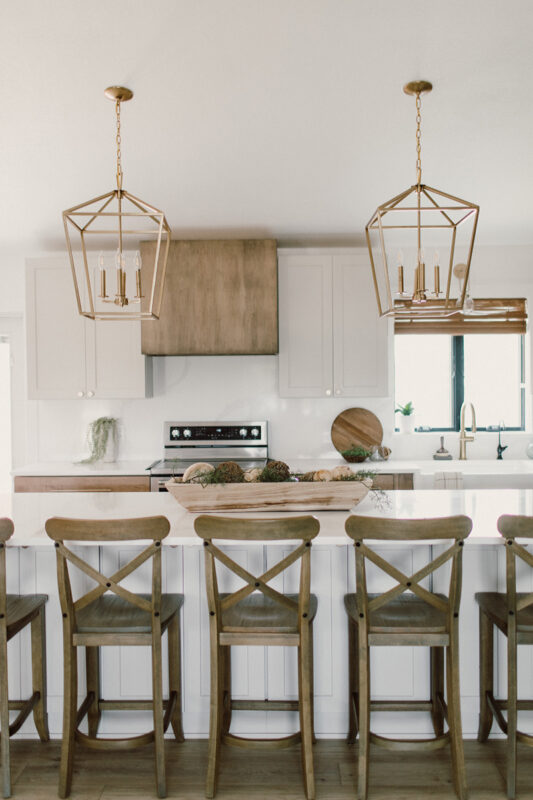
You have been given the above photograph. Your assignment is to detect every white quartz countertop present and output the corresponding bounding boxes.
[0,488,530,546]
[11,460,151,477]
[12,458,533,478]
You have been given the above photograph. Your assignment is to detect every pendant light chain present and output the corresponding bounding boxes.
[415,92,422,185]
[115,100,123,191]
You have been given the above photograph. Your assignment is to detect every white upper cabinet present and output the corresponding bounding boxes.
[278,249,389,398]
[26,259,150,400]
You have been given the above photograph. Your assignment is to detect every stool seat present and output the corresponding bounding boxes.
[344,592,448,635]
[476,591,533,641]
[221,593,317,633]
[76,593,184,634]
[6,594,48,639]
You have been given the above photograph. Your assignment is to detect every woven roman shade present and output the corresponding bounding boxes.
[394,298,527,335]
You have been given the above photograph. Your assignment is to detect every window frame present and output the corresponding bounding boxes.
[402,334,526,433]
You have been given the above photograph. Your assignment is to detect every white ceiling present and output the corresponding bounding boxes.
[2,0,533,256]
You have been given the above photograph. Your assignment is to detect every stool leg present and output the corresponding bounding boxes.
[347,617,359,744]
[298,625,315,800]
[151,634,166,798]
[0,628,10,798]
[167,612,184,742]
[206,638,223,799]
[477,609,494,743]
[357,629,370,800]
[31,607,49,742]
[507,624,517,800]
[59,643,77,799]
[222,645,232,737]
[309,625,316,744]
[85,646,100,738]
[431,646,445,737]
[446,638,467,800]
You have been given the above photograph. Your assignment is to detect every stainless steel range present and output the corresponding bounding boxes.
[148,421,268,491]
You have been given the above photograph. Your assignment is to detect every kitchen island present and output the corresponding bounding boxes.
[0,489,530,742]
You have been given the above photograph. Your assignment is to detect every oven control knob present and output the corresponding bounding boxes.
[183,428,191,438]
[239,428,248,437]
[251,428,259,437]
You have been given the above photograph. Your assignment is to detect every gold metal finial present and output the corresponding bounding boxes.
[403,80,433,96]
[104,86,134,103]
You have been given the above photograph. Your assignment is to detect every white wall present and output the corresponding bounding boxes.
[15,245,533,466]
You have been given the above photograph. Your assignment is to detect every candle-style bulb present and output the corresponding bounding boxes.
[397,250,404,266]
[433,250,440,266]
[115,249,121,270]
[134,251,142,269]
[98,251,105,271]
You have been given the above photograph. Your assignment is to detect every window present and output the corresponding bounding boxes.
[394,334,525,431]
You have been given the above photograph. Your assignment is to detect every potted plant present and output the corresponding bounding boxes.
[81,417,119,463]
[340,445,372,464]
[395,401,415,434]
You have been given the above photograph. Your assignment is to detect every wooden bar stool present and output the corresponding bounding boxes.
[477,514,533,799]
[0,518,49,798]
[45,516,184,799]
[194,514,319,800]
[344,514,472,800]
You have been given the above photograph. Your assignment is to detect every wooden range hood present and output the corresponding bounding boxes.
[140,239,278,355]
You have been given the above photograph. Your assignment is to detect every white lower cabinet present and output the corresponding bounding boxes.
[278,248,389,398]
[26,258,150,400]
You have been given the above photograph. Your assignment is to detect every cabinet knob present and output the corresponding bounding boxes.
[325,389,332,396]
[87,390,95,398]
[77,391,84,398]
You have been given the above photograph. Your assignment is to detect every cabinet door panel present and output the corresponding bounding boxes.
[26,261,87,399]
[86,308,148,399]
[333,254,389,397]
[278,254,333,397]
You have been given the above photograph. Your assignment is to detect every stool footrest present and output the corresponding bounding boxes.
[487,691,533,746]
[5,692,40,737]
[223,732,301,750]
[370,700,433,712]
[370,730,451,752]
[74,691,177,751]
[231,699,300,712]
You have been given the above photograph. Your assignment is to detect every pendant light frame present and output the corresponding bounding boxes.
[365,81,480,319]
[62,86,171,321]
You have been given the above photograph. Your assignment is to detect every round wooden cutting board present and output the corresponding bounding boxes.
[331,407,383,454]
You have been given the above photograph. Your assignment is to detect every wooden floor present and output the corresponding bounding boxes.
[6,739,533,799]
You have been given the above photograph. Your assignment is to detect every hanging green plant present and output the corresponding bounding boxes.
[80,417,118,464]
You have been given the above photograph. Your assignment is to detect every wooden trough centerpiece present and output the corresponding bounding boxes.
[165,478,370,512]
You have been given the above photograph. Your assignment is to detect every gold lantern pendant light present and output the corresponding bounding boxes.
[365,81,480,320]
[63,87,171,320]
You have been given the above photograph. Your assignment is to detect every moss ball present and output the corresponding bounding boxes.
[213,461,245,483]
[260,460,291,482]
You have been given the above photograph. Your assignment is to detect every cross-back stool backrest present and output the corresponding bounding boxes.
[345,515,472,625]
[0,519,14,625]
[498,514,533,620]
[45,516,170,625]
[194,515,320,625]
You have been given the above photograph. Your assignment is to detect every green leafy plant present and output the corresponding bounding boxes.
[80,417,118,464]
[395,401,414,416]
[340,445,372,463]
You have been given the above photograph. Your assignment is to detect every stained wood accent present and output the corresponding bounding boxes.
[44,515,183,799]
[0,518,49,798]
[476,513,533,798]
[5,739,533,799]
[344,513,472,800]
[371,473,414,490]
[194,514,319,799]
[14,475,150,493]
[166,479,369,512]
[395,298,527,335]
[140,239,278,355]
[331,408,383,455]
